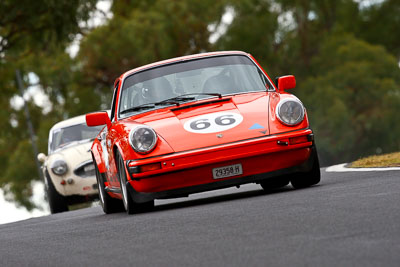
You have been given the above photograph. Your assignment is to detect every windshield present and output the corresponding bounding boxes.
[49,123,103,153]
[119,55,270,117]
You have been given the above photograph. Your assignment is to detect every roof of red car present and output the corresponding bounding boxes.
[121,51,249,80]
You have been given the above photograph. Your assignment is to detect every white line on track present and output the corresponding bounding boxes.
[326,163,400,172]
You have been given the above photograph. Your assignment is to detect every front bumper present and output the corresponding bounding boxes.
[125,129,316,202]
[46,169,98,198]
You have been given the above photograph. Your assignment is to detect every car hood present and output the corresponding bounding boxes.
[132,92,270,152]
[46,141,92,167]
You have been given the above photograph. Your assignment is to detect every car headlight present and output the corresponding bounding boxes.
[51,160,68,175]
[129,125,158,154]
[276,98,305,126]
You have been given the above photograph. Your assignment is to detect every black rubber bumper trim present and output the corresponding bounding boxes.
[126,145,317,203]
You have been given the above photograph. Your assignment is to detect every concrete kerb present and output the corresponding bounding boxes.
[326,163,400,172]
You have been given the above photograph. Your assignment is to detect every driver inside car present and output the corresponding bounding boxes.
[141,77,174,103]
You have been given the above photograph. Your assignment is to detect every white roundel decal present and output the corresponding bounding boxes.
[183,112,243,134]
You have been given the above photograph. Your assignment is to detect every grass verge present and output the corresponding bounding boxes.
[350,152,400,168]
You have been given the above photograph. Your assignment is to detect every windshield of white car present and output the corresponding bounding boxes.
[119,55,269,117]
[49,123,103,153]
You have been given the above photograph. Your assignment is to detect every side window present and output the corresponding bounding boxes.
[110,82,119,122]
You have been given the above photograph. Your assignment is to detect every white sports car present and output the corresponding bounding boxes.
[38,114,104,213]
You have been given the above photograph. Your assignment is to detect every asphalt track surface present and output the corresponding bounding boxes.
[1,169,399,266]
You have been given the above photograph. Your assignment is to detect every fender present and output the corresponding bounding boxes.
[110,120,175,161]
[91,139,107,173]
[268,92,310,135]
[113,140,127,160]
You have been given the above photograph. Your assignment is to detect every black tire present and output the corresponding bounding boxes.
[94,161,124,214]
[290,154,321,189]
[45,171,68,214]
[260,176,290,191]
[116,151,154,214]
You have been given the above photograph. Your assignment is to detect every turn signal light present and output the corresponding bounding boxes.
[128,161,162,174]
[140,162,162,173]
[289,136,309,145]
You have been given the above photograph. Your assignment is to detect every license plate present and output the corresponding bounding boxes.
[212,163,243,179]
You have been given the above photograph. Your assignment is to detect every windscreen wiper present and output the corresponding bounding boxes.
[172,93,222,99]
[142,93,223,107]
[154,93,223,106]
[120,100,181,114]
[120,104,156,114]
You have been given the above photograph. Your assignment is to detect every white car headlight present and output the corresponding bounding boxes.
[129,125,158,154]
[276,98,305,126]
[51,160,68,175]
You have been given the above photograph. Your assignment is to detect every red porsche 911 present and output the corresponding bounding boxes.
[86,51,320,214]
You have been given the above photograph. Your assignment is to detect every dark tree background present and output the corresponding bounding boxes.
[1,0,400,209]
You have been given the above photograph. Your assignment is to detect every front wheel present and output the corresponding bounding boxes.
[260,176,290,191]
[94,161,124,214]
[45,171,68,214]
[116,152,154,214]
[290,154,321,189]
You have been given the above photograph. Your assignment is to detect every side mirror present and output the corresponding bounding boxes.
[37,153,47,163]
[275,75,296,92]
[86,111,112,130]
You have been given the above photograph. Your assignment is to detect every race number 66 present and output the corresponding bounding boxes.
[183,112,243,134]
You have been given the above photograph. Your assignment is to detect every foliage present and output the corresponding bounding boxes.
[77,0,226,91]
[215,0,279,74]
[2,140,38,210]
[354,0,400,60]
[0,0,97,54]
[0,0,99,210]
[296,34,400,165]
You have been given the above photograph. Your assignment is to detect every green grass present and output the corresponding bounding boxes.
[350,152,400,168]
